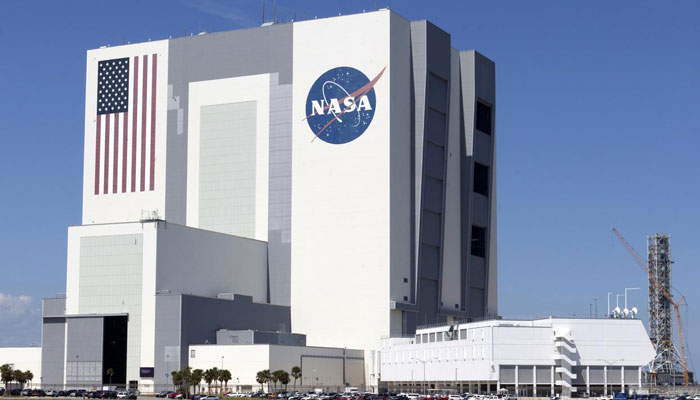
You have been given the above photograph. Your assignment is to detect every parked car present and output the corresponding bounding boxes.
[117,392,137,399]
[32,389,48,397]
[202,397,221,400]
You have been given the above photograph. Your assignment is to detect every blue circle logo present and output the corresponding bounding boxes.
[305,66,385,144]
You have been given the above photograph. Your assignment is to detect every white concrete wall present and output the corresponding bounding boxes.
[379,318,655,383]
[0,347,42,387]
[290,9,393,353]
[82,40,173,225]
[188,344,365,391]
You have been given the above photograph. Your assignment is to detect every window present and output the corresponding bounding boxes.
[475,101,492,135]
[415,335,421,344]
[473,163,489,196]
[471,226,487,258]
[190,349,196,358]
[429,332,436,342]
[436,332,443,342]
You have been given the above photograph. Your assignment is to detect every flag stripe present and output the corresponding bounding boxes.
[122,112,128,192]
[103,113,110,194]
[113,113,119,193]
[94,114,102,195]
[131,56,139,192]
[141,54,148,192]
[150,54,157,191]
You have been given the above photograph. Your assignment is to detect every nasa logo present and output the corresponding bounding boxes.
[304,66,386,144]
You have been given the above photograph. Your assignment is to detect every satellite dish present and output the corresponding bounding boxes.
[623,308,629,316]
[614,306,621,314]
[631,307,638,315]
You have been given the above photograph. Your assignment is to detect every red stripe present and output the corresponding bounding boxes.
[131,56,139,192]
[141,55,148,192]
[149,54,157,191]
[103,113,110,194]
[94,115,102,195]
[112,112,119,193]
[122,112,128,192]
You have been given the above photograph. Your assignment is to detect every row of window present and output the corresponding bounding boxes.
[382,345,487,364]
[415,328,486,344]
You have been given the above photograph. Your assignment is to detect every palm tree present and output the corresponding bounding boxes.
[1,364,14,391]
[106,368,114,385]
[257,369,272,393]
[172,370,183,392]
[220,370,232,393]
[204,369,216,395]
[15,371,27,390]
[25,371,33,389]
[211,367,220,394]
[291,367,301,392]
[191,369,204,394]
[272,370,287,393]
[255,370,267,392]
[278,371,290,392]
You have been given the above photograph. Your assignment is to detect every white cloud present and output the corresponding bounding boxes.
[0,293,41,346]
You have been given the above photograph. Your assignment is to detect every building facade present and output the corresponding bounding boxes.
[378,318,656,396]
[26,9,498,390]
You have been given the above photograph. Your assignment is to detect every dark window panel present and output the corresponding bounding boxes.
[473,162,489,197]
[475,101,492,135]
[471,225,487,258]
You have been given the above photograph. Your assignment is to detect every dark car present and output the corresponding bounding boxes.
[32,389,48,397]
[157,392,171,398]
[21,389,33,396]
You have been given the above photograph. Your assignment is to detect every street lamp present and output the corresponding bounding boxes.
[411,357,435,395]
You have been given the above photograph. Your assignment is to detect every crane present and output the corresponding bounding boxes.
[612,227,689,386]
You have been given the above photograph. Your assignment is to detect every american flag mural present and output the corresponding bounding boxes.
[94,54,158,195]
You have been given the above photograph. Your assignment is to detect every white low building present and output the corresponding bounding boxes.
[188,344,365,393]
[378,317,655,397]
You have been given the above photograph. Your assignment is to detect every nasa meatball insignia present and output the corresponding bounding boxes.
[304,66,386,144]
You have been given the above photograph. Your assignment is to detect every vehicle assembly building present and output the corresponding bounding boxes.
[0,8,659,396]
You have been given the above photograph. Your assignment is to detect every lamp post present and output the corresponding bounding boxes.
[624,288,639,311]
[411,357,434,395]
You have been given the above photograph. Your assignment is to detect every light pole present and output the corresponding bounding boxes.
[411,357,434,395]
[624,288,639,311]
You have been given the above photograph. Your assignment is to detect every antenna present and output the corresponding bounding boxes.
[262,0,266,24]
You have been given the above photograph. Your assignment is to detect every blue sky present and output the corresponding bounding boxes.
[1,0,698,369]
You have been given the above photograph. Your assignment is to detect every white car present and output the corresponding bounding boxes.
[448,395,462,400]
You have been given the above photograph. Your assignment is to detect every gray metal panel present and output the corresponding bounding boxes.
[43,297,66,317]
[267,79,293,306]
[41,317,66,387]
[473,131,492,165]
[589,367,605,384]
[518,365,534,384]
[471,194,489,228]
[500,365,516,384]
[572,366,586,384]
[624,367,639,385]
[154,294,182,387]
[65,316,104,386]
[608,367,622,384]
[536,366,552,384]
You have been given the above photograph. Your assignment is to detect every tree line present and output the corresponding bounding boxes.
[1,364,35,391]
[170,367,232,395]
[255,366,301,393]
